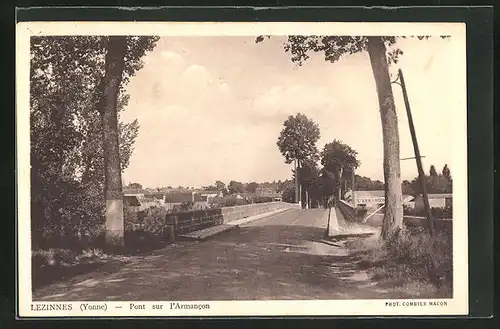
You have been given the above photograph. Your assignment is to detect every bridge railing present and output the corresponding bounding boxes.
[337,199,357,222]
[165,201,297,241]
[337,198,452,234]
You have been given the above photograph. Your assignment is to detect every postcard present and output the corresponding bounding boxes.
[17,21,467,317]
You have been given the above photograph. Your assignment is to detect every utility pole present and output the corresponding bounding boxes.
[394,69,435,235]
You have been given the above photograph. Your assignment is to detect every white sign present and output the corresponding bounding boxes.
[356,197,385,204]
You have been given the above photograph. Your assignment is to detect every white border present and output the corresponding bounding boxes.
[16,21,468,317]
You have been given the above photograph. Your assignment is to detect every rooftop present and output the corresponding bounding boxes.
[353,190,385,198]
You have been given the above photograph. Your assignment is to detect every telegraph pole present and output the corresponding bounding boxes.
[394,69,435,235]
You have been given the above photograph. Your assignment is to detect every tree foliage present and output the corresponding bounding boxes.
[30,35,159,249]
[277,113,320,165]
[256,35,448,66]
[215,180,229,196]
[442,164,451,181]
[127,182,143,190]
[245,182,259,193]
[258,34,448,238]
[429,165,438,177]
[356,175,385,191]
[227,181,245,195]
[411,174,452,195]
[321,140,360,173]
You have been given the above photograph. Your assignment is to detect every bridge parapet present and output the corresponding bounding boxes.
[165,202,298,241]
[338,199,357,222]
[337,198,452,234]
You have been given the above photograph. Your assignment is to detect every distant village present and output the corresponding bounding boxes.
[122,181,285,212]
[123,174,452,216]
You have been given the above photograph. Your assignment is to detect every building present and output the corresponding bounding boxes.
[199,190,223,202]
[123,194,141,212]
[255,187,275,196]
[163,192,212,211]
[413,193,452,211]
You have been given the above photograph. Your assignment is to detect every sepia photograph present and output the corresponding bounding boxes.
[17,21,468,317]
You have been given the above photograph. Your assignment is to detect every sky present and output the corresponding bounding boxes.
[120,35,462,189]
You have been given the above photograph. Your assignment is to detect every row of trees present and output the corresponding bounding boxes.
[202,180,295,195]
[402,164,453,196]
[127,179,293,195]
[277,113,360,209]
[32,33,449,249]
[31,36,159,249]
[259,34,448,239]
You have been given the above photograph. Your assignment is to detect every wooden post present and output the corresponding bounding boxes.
[398,69,435,235]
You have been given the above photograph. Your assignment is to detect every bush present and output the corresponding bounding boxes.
[208,196,249,208]
[123,205,168,251]
[403,205,453,219]
[32,248,78,268]
[355,206,368,220]
[381,228,453,289]
[253,196,274,204]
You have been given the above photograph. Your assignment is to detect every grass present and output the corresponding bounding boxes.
[351,227,453,298]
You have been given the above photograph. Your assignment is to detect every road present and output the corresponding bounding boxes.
[33,208,411,301]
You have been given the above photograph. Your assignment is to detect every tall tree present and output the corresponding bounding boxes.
[401,180,414,195]
[30,36,158,249]
[128,182,143,189]
[442,164,452,181]
[277,113,320,206]
[366,36,404,239]
[257,35,447,238]
[429,165,438,177]
[214,180,229,196]
[321,140,360,200]
[410,174,452,195]
[298,158,320,208]
[102,36,128,249]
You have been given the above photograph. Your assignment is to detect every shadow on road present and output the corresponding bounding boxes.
[33,223,413,301]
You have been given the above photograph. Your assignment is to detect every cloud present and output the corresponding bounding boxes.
[252,84,338,121]
[181,64,212,90]
[122,36,459,187]
[159,51,185,73]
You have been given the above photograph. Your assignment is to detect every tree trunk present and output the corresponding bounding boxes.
[305,189,309,209]
[367,37,403,239]
[297,160,303,208]
[102,36,127,250]
[337,167,343,201]
[294,159,299,204]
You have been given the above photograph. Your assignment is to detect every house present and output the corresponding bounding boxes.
[199,190,223,202]
[255,187,275,196]
[123,194,141,212]
[142,192,166,203]
[163,192,210,211]
[413,193,452,211]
